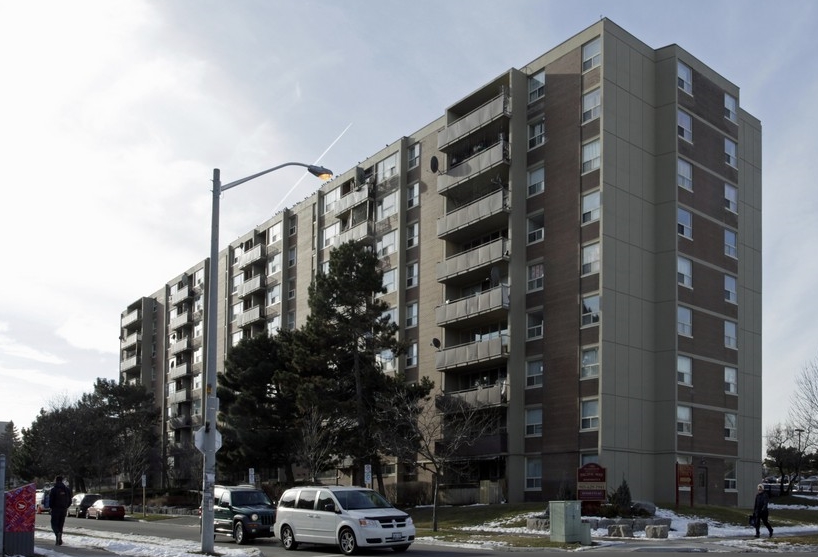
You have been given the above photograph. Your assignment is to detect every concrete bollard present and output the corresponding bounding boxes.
[645,524,669,538]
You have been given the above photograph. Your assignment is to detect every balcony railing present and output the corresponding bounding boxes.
[436,382,507,410]
[120,355,139,371]
[169,311,192,331]
[238,244,265,268]
[168,388,190,404]
[238,274,265,297]
[436,430,508,457]
[437,189,509,239]
[336,221,374,246]
[120,331,140,350]
[169,363,190,380]
[438,93,511,150]
[435,335,509,371]
[334,187,369,215]
[435,284,509,326]
[437,141,510,194]
[237,306,263,327]
[167,415,191,429]
[169,337,191,355]
[436,237,509,282]
[170,285,191,305]
[121,309,140,327]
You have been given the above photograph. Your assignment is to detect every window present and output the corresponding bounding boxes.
[528,166,544,196]
[724,93,737,122]
[286,310,296,330]
[677,158,693,190]
[288,247,297,267]
[288,278,296,299]
[406,302,418,328]
[678,256,692,288]
[725,413,737,440]
[677,110,692,142]
[323,221,339,248]
[268,252,281,275]
[407,222,419,249]
[725,320,737,349]
[678,208,692,239]
[527,310,543,339]
[377,348,395,372]
[677,61,692,94]
[267,315,280,336]
[528,121,545,149]
[382,307,397,326]
[724,460,737,490]
[527,213,544,243]
[231,273,243,294]
[376,230,396,256]
[725,274,737,303]
[581,346,599,378]
[376,153,398,183]
[677,355,692,385]
[405,342,418,367]
[525,408,543,436]
[407,182,419,208]
[581,294,600,326]
[382,269,396,293]
[724,183,738,213]
[677,405,692,434]
[406,262,418,288]
[725,366,738,394]
[529,70,545,102]
[267,284,281,306]
[288,216,297,236]
[376,191,398,220]
[725,138,738,167]
[582,37,601,71]
[231,330,243,347]
[525,457,542,489]
[231,302,242,322]
[268,222,282,244]
[582,88,601,122]
[678,306,692,336]
[581,399,599,430]
[725,229,737,258]
[527,262,544,292]
[582,190,600,223]
[581,242,600,275]
[581,139,600,173]
[322,187,339,214]
[526,360,543,387]
[408,143,420,169]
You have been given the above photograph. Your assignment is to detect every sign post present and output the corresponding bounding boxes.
[676,463,694,508]
[577,463,607,502]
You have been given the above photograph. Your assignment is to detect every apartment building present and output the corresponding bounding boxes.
[120,19,762,506]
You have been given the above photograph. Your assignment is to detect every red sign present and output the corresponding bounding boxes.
[4,483,35,533]
[577,463,607,501]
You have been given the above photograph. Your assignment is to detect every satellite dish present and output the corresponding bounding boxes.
[490,266,500,287]
[430,156,439,174]
[431,338,441,349]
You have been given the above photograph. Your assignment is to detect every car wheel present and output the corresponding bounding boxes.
[338,527,358,555]
[234,522,247,545]
[392,544,410,553]
[280,525,298,551]
[96,512,102,520]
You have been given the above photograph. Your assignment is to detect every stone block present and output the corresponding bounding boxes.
[645,524,669,538]
[607,524,634,537]
[686,521,708,537]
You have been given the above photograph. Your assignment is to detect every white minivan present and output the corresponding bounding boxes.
[274,486,414,555]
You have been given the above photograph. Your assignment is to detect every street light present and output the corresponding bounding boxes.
[200,163,332,553]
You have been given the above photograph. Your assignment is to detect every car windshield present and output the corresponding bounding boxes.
[334,489,394,510]
[231,491,272,506]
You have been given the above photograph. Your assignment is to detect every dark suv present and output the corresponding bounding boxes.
[210,485,276,544]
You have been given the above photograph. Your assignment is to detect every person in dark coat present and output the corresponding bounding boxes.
[753,483,773,538]
[48,475,72,545]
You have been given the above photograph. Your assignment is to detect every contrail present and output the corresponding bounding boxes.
[274,122,353,212]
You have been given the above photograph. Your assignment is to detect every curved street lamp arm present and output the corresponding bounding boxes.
[219,162,332,192]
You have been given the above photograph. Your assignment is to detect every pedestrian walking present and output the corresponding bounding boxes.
[752,483,773,538]
[48,475,72,545]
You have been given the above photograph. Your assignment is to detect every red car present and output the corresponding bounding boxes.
[86,499,126,520]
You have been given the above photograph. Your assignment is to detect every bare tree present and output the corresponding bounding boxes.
[293,406,344,482]
[789,359,818,453]
[764,424,800,494]
[374,376,497,531]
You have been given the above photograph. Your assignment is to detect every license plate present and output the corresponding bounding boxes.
[392,532,402,540]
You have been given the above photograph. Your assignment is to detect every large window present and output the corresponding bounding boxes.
[268,222,282,244]
[581,399,599,430]
[288,247,297,267]
[582,88,601,123]
[323,222,339,248]
[528,166,544,196]
[528,120,545,149]
[322,187,339,214]
[582,190,600,224]
[677,158,693,190]
[376,191,398,220]
[267,284,281,306]
[725,274,737,303]
[725,366,738,394]
[526,360,543,387]
[527,310,544,339]
[529,70,545,102]
[377,230,396,256]
[678,355,692,385]
[581,242,600,275]
[406,262,418,288]
[582,139,600,173]
[678,256,693,288]
[527,262,544,292]
[526,457,542,489]
[677,405,692,435]
[724,93,738,123]
[725,229,738,258]
[678,208,693,239]
[382,269,396,293]
[581,346,599,378]
[525,408,543,436]
[678,110,693,142]
[724,460,737,490]
[725,138,738,167]
[406,302,418,328]
[677,61,692,94]
[407,222,419,249]
[678,306,693,336]
[376,152,398,183]
[581,294,600,326]
[407,143,421,169]
[582,37,601,71]
[407,182,420,209]
[405,342,418,367]
[527,213,544,243]
[724,183,738,213]
[725,320,738,349]
[725,413,737,440]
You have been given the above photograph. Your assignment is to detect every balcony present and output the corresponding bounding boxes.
[168,388,190,404]
[438,190,509,241]
[169,363,190,380]
[170,311,192,331]
[170,285,191,305]
[438,93,511,150]
[435,284,509,327]
[120,331,140,350]
[237,306,264,327]
[168,415,191,429]
[121,309,140,327]
[337,221,374,246]
[435,335,509,371]
[436,237,509,282]
[437,141,510,194]
[334,187,369,215]
[238,274,265,298]
[120,355,140,371]
[169,337,191,355]
[191,414,204,428]
[437,382,507,410]
[238,244,265,269]
[437,430,508,457]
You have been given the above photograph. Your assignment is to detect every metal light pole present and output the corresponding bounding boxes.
[795,428,805,489]
[200,162,331,554]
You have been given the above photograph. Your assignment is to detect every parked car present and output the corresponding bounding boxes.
[797,479,818,493]
[86,499,125,520]
[274,485,415,555]
[68,493,102,518]
[208,485,276,544]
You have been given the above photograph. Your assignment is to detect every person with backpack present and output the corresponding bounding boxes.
[48,476,72,545]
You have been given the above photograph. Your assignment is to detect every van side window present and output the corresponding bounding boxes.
[278,491,296,508]
[296,489,316,510]
[317,490,334,512]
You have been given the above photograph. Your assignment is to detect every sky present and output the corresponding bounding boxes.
[1,0,817,448]
[27,501,818,554]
